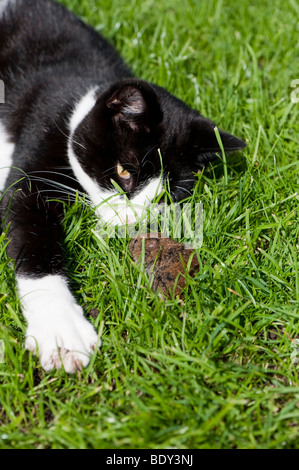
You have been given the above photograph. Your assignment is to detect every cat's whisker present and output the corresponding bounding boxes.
[70,137,87,151]
[26,189,87,204]
[141,144,159,166]
[102,169,117,178]
[29,169,79,184]
[178,179,195,183]
[173,185,193,196]
[54,119,87,151]
[122,163,138,172]
[141,159,156,172]
[26,175,91,202]
[103,165,118,176]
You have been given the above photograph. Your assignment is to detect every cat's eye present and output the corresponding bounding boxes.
[117,162,131,180]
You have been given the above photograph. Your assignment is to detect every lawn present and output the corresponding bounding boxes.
[0,0,298,449]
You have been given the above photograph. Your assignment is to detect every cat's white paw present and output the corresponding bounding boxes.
[24,305,99,373]
[18,275,100,373]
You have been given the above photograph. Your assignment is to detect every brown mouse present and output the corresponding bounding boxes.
[129,233,199,297]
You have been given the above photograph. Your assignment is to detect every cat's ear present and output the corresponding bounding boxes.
[106,82,162,132]
[191,116,246,152]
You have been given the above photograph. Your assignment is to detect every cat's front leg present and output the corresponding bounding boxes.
[5,189,99,372]
[17,275,99,373]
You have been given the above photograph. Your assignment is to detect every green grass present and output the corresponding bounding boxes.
[0,0,298,449]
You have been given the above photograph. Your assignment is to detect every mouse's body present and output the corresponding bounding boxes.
[129,234,199,297]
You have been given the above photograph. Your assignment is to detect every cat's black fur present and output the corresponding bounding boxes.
[0,0,246,372]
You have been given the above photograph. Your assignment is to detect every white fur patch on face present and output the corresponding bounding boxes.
[17,275,100,373]
[93,175,163,225]
[111,176,163,224]
[0,121,15,192]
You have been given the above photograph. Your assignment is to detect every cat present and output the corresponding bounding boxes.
[0,0,246,373]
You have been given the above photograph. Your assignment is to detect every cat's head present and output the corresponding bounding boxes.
[68,78,246,225]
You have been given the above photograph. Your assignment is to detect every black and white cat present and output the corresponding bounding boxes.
[0,0,245,372]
